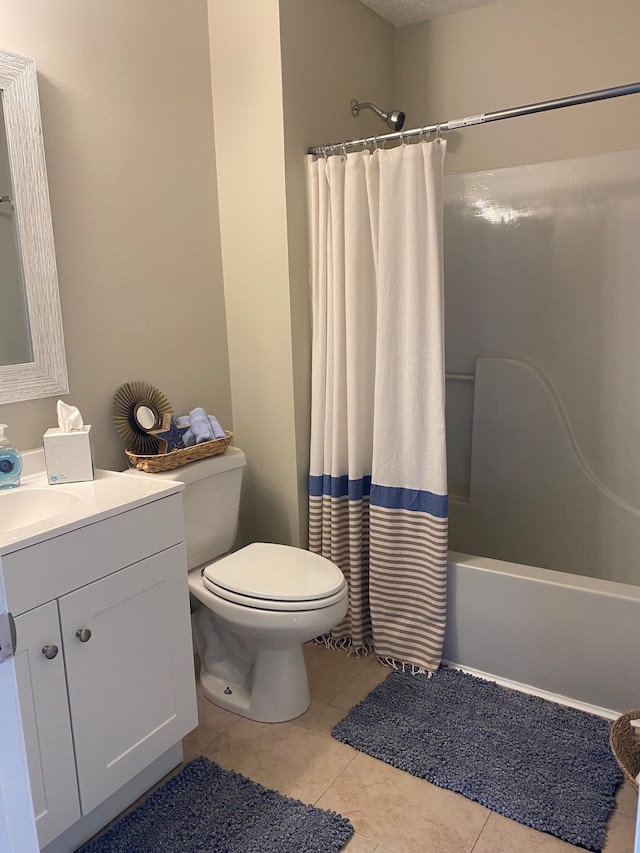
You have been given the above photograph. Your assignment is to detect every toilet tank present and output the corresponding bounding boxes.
[141,447,246,571]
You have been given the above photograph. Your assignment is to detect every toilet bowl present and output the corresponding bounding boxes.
[190,542,348,722]
[128,448,347,723]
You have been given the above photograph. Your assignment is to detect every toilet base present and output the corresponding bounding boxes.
[199,642,311,723]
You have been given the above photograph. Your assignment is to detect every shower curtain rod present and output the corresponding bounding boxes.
[308,81,640,155]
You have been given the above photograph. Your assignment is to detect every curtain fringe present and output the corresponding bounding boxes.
[314,636,433,677]
[377,656,433,677]
[314,635,374,657]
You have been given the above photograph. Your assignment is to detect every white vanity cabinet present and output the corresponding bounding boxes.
[14,601,80,847]
[1,483,198,853]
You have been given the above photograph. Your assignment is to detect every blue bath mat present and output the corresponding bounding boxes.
[332,667,621,852]
[76,756,353,853]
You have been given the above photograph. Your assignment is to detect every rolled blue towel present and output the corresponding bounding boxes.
[207,414,226,440]
[189,407,214,443]
[189,408,226,443]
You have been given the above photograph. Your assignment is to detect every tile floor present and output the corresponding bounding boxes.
[181,643,638,853]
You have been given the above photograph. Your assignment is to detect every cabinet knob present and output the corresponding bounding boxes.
[42,644,59,660]
[76,628,92,643]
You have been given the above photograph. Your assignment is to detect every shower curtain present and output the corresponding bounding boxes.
[306,139,448,673]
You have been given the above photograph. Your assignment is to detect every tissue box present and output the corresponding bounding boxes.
[43,426,94,484]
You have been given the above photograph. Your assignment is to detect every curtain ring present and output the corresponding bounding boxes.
[341,142,347,160]
[401,130,408,146]
[435,123,442,141]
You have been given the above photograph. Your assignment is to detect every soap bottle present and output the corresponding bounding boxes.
[0,424,22,489]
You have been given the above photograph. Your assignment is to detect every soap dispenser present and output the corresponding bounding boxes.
[0,424,22,489]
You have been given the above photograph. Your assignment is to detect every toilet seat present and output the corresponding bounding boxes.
[201,578,347,611]
[202,542,347,612]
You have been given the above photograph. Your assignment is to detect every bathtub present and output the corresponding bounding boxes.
[442,552,640,718]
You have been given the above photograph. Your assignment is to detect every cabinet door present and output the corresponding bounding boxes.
[14,601,81,849]
[59,544,197,815]
[0,647,39,853]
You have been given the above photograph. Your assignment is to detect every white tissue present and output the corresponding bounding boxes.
[57,399,84,433]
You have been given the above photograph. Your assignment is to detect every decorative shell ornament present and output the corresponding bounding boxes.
[111,380,173,455]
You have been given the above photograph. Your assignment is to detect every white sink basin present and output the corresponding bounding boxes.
[0,448,185,554]
[0,487,83,534]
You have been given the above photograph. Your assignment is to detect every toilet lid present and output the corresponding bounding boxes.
[202,542,345,603]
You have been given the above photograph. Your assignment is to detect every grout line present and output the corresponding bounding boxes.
[191,718,240,755]
[328,655,384,709]
[469,812,492,853]
[312,751,360,807]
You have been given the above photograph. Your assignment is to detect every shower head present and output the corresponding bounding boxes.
[351,99,406,132]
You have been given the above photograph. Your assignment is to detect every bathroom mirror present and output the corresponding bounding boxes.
[0,48,68,404]
[133,405,159,431]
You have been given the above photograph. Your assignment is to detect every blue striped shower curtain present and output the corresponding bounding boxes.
[306,140,448,672]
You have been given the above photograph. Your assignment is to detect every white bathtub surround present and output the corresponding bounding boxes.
[449,355,640,587]
[307,140,449,673]
[444,149,640,590]
[444,552,640,715]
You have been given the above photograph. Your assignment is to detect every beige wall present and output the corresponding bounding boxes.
[0,0,231,471]
[208,0,394,547]
[208,0,299,546]
[280,0,395,546]
[397,0,640,586]
[0,0,392,550]
[7,0,635,551]
[396,0,640,173]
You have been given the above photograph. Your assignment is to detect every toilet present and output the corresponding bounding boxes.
[139,447,347,723]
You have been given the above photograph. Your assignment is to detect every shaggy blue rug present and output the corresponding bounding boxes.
[332,667,622,852]
[76,756,353,853]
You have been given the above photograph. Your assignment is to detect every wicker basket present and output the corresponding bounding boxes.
[125,431,233,473]
[609,708,640,791]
